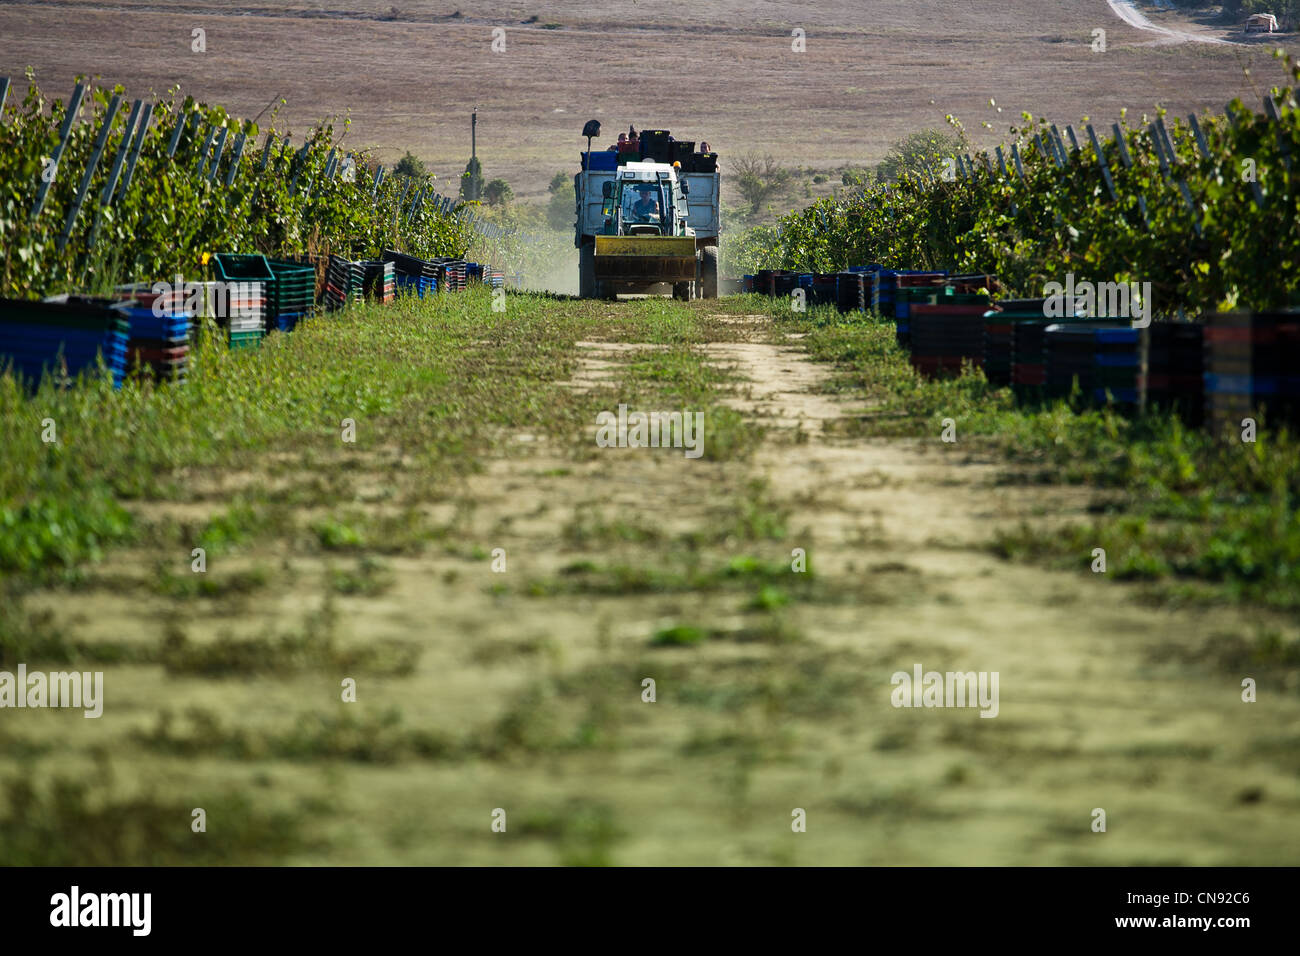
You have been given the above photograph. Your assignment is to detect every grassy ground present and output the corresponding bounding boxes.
[2,289,1298,865]
[789,303,1300,613]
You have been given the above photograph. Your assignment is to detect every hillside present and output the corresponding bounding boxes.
[1,0,1293,209]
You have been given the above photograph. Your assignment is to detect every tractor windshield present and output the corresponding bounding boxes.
[622,183,665,226]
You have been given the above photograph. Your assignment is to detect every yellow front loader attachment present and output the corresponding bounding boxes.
[593,236,697,283]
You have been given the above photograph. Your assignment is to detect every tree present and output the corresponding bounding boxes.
[875,129,962,184]
[394,150,427,179]
[731,153,794,217]
[546,170,575,232]
[459,156,483,200]
[483,177,514,206]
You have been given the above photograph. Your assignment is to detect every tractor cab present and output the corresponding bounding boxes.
[601,162,693,238]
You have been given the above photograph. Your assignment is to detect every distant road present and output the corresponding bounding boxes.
[1106,0,1231,45]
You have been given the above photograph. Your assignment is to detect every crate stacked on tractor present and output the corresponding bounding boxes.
[575,122,720,300]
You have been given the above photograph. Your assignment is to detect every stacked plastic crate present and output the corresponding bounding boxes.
[361,260,396,304]
[908,287,993,379]
[225,282,267,349]
[0,296,130,388]
[873,270,946,349]
[211,254,271,348]
[794,274,814,302]
[112,284,191,382]
[482,267,505,290]
[465,262,506,290]
[753,270,794,297]
[893,273,948,319]
[1144,322,1204,426]
[810,274,839,307]
[1204,310,1300,434]
[266,259,316,332]
[432,257,467,292]
[834,272,868,313]
[1254,311,1300,428]
[324,255,365,312]
[1044,324,1140,404]
[383,249,439,298]
[982,307,1016,387]
[998,299,1056,403]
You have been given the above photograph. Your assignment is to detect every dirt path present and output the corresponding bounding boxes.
[1106,0,1231,46]
[362,309,1299,864]
[10,301,1298,866]
[682,312,1298,864]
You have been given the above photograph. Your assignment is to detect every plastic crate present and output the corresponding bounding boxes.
[212,253,274,280]
[0,296,131,389]
[266,259,316,323]
[229,329,264,349]
[360,260,395,303]
[582,150,618,171]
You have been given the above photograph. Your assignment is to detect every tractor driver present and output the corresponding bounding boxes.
[630,185,661,222]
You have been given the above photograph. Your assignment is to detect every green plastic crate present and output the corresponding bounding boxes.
[229,330,264,350]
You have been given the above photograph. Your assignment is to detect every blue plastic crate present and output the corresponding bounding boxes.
[582,150,618,171]
[1204,373,1253,395]
[117,306,190,343]
[1093,327,1140,345]
[396,273,437,298]
[1095,353,1139,367]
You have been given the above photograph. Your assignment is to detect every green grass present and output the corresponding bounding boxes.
[135,707,454,763]
[0,604,141,666]
[527,552,813,599]
[158,613,421,678]
[0,765,316,865]
[515,800,624,866]
[1,290,761,592]
[651,624,709,646]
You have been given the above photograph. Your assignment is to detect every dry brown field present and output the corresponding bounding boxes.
[1,0,1295,204]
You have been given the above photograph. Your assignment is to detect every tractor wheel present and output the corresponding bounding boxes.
[700,245,719,299]
[579,243,595,299]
